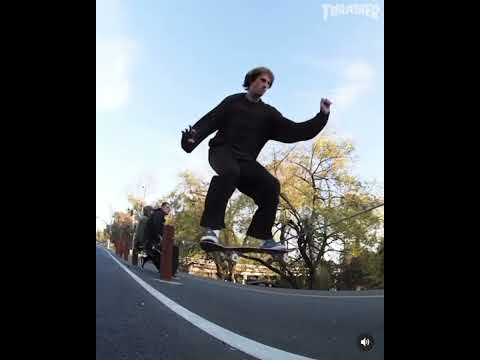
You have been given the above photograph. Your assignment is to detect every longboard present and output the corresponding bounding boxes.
[200,241,296,262]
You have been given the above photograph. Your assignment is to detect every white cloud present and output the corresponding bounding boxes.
[294,57,376,111]
[96,0,135,112]
[294,55,349,73]
[96,38,135,112]
[333,62,375,108]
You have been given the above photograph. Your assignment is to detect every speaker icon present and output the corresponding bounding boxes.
[358,334,374,351]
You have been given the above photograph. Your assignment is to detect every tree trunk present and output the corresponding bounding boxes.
[308,268,315,290]
[212,253,236,281]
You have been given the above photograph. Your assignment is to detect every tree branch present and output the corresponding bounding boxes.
[326,203,384,229]
[293,174,312,186]
[279,193,301,223]
[290,160,314,177]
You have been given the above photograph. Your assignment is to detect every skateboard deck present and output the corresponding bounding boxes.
[200,241,296,255]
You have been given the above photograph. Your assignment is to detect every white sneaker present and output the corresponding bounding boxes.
[260,239,286,251]
[200,228,219,244]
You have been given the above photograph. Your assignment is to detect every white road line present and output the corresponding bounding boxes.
[154,279,183,286]
[100,246,319,360]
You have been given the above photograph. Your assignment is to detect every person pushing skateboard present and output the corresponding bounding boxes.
[181,66,332,251]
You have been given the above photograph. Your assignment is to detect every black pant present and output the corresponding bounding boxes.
[200,146,280,240]
[145,245,179,275]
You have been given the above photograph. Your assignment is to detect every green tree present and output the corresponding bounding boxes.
[239,138,384,289]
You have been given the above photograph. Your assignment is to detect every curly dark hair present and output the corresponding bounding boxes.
[242,66,275,90]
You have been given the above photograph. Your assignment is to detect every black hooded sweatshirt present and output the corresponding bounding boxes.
[182,93,329,160]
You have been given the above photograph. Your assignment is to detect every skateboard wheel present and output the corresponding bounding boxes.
[231,253,240,262]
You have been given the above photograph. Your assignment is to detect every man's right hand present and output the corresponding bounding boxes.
[182,126,196,143]
[181,126,197,153]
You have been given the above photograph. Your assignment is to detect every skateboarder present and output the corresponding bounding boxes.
[133,205,153,253]
[144,202,179,274]
[181,66,332,251]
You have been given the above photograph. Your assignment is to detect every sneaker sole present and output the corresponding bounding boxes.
[261,247,286,251]
[200,236,218,244]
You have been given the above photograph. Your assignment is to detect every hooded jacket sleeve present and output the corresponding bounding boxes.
[181,95,233,153]
[151,211,166,241]
[270,107,329,143]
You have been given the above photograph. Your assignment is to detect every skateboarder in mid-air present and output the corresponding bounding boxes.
[181,66,332,251]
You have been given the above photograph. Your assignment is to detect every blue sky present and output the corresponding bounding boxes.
[96,0,384,227]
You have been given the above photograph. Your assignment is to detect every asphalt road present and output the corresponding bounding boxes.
[96,246,384,360]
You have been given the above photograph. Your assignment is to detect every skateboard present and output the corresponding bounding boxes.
[200,241,296,262]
